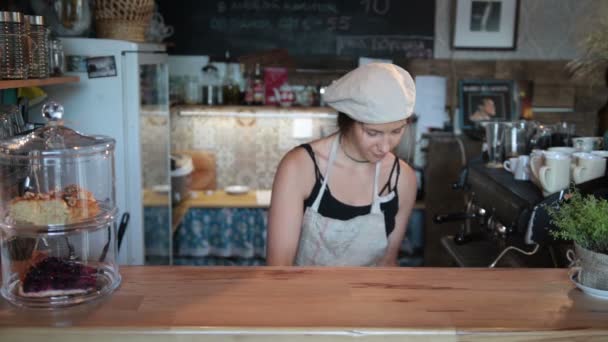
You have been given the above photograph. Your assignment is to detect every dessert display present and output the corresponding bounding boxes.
[0,102,121,308]
[18,252,97,298]
[9,185,100,225]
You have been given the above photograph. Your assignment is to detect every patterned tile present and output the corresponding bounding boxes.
[170,112,336,189]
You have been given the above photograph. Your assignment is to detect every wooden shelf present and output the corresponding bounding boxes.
[0,76,79,90]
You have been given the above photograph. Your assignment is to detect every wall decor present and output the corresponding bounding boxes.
[458,79,516,130]
[452,0,519,50]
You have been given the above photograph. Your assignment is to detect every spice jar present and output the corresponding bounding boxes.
[48,39,65,76]
[0,11,27,80]
[24,15,49,79]
[0,102,121,308]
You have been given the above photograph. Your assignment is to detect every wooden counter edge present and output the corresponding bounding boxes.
[1,326,607,342]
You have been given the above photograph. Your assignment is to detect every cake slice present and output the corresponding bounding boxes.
[9,197,70,225]
[19,256,98,297]
[9,185,100,226]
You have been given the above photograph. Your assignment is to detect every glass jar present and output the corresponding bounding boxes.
[24,15,50,79]
[184,77,201,105]
[48,39,65,76]
[0,11,27,80]
[0,102,121,308]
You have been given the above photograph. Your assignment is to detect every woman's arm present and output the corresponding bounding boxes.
[266,148,311,266]
[377,160,418,267]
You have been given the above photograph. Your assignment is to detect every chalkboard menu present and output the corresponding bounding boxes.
[157,0,435,58]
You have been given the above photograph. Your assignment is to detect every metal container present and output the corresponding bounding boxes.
[0,104,26,139]
[24,15,49,79]
[48,38,65,76]
[0,102,121,308]
[0,11,26,80]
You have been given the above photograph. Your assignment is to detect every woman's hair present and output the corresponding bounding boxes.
[337,112,356,134]
[337,111,415,134]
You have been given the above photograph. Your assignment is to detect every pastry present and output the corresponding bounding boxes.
[9,185,100,225]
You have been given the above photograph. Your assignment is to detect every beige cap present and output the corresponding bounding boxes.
[323,63,416,124]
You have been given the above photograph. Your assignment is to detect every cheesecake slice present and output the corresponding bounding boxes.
[19,256,97,298]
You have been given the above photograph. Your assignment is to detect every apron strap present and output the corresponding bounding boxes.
[311,134,340,211]
[371,161,382,214]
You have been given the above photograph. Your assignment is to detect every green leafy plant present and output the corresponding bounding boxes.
[547,188,608,254]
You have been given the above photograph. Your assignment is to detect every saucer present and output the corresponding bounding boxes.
[152,184,170,193]
[225,185,250,195]
[570,269,608,300]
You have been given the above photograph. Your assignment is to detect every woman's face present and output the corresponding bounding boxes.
[350,119,409,162]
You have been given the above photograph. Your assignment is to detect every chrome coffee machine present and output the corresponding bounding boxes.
[469,120,576,167]
[434,156,608,268]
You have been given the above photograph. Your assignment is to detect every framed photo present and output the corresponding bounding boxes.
[452,0,519,50]
[458,79,516,130]
[86,56,117,78]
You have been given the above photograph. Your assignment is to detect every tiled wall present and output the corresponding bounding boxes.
[170,110,337,189]
[141,114,170,188]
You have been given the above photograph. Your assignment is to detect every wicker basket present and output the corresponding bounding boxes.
[95,0,155,42]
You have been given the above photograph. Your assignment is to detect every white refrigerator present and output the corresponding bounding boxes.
[42,38,171,265]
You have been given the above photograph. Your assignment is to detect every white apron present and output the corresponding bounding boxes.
[295,134,388,266]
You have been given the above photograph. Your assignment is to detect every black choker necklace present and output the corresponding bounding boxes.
[339,136,369,163]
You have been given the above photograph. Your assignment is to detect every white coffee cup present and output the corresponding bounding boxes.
[503,157,519,174]
[591,150,608,158]
[572,153,606,184]
[539,152,571,196]
[529,149,544,187]
[572,137,603,152]
[513,155,530,181]
[548,146,576,155]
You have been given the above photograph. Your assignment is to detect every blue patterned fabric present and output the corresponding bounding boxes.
[174,208,268,259]
[144,207,171,258]
[172,207,424,266]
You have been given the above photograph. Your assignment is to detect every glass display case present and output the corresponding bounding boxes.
[0,102,121,308]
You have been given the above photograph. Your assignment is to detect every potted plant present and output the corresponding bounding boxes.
[547,188,608,290]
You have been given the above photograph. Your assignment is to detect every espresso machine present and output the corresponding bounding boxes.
[433,120,589,268]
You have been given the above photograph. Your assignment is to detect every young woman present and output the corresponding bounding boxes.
[266,63,418,266]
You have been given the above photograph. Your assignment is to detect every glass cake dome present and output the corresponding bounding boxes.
[0,102,121,308]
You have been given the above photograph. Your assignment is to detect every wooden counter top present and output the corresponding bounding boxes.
[149,190,425,233]
[0,267,606,341]
[143,189,269,208]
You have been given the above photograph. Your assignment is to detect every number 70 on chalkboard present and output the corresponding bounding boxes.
[360,0,391,15]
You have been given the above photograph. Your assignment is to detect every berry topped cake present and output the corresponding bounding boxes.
[9,185,100,225]
[19,256,98,298]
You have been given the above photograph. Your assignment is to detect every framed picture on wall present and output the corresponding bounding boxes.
[452,0,519,49]
[458,80,516,130]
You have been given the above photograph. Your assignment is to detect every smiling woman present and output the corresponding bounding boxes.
[266,63,418,267]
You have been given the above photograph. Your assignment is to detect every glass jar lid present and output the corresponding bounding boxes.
[0,102,115,159]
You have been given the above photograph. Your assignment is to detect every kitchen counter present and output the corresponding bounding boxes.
[144,189,426,233]
[0,267,606,341]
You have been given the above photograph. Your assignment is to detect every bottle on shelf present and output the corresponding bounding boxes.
[252,63,265,105]
[222,51,240,105]
[239,63,250,105]
[243,63,254,105]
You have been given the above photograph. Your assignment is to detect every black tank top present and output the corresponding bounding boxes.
[300,144,400,237]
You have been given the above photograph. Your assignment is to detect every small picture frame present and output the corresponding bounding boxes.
[86,56,117,78]
[452,0,519,50]
[458,79,516,130]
